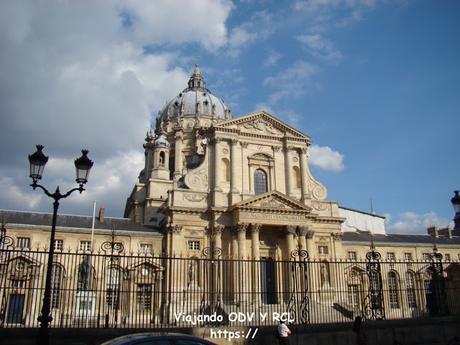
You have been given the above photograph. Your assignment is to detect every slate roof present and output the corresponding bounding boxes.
[0,209,162,234]
[343,230,460,246]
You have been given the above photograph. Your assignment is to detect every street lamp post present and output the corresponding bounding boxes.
[28,145,93,345]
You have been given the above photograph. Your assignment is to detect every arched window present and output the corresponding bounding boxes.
[293,166,301,188]
[254,169,267,195]
[388,271,400,308]
[405,271,417,308]
[106,267,121,310]
[159,151,165,166]
[221,158,230,182]
[51,264,63,309]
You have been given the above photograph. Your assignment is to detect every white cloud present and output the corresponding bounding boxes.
[387,211,452,234]
[0,1,233,217]
[0,177,42,210]
[309,144,345,171]
[263,50,282,67]
[263,61,318,103]
[297,34,343,63]
[294,0,377,12]
[226,10,274,57]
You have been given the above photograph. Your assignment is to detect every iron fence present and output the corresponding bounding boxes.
[0,245,459,329]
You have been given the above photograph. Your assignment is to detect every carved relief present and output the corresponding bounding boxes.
[256,198,289,209]
[238,118,283,136]
[183,193,207,202]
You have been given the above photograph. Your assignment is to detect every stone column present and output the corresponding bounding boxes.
[286,226,296,259]
[284,145,293,196]
[250,224,261,304]
[241,143,249,194]
[170,225,182,256]
[299,147,309,202]
[236,223,249,304]
[173,131,183,181]
[306,230,315,259]
[213,138,222,192]
[298,226,308,252]
[237,223,248,259]
[230,139,239,193]
[214,225,224,254]
[231,229,239,259]
[250,224,261,260]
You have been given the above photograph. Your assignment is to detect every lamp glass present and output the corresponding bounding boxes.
[28,145,48,180]
[74,150,93,184]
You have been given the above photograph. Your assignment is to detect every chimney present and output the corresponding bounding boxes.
[438,227,452,239]
[98,207,105,223]
[427,226,438,238]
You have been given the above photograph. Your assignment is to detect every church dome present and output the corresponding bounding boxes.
[158,65,231,122]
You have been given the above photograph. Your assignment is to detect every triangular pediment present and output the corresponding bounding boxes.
[231,191,312,212]
[218,111,309,141]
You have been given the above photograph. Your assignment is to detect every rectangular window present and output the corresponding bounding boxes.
[54,239,63,251]
[187,240,200,251]
[348,284,360,308]
[79,241,92,252]
[318,246,328,255]
[17,237,30,249]
[444,253,451,262]
[136,284,152,310]
[347,251,357,261]
[386,252,396,261]
[404,253,413,261]
[11,280,25,289]
[422,253,431,261]
[140,243,153,255]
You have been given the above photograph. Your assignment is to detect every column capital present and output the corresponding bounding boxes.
[235,223,249,233]
[230,138,239,146]
[331,232,342,241]
[298,226,310,236]
[168,224,182,234]
[214,224,225,235]
[241,142,249,148]
[286,225,297,235]
[306,230,315,239]
[297,147,307,155]
[272,145,282,152]
[250,223,261,234]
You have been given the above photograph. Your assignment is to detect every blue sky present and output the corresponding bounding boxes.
[0,0,458,234]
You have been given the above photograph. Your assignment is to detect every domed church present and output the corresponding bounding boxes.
[124,65,345,261]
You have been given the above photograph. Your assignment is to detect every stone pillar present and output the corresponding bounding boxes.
[231,229,239,259]
[250,224,261,260]
[241,143,249,194]
[230,139,239,193]
[213,138,222,192]
[214,225,224,253]
[286,226,296,259]
[170,225,182,256]
[236,223,249,304]
[237,223,248,259]
[284,145,293,196]
[306,230,315,259]
[173,131,183,181]
[250,224,261,304]
[299,147,309,202]
[298,226,308,252]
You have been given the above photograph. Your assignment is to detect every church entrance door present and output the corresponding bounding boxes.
[260,258,277,304]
